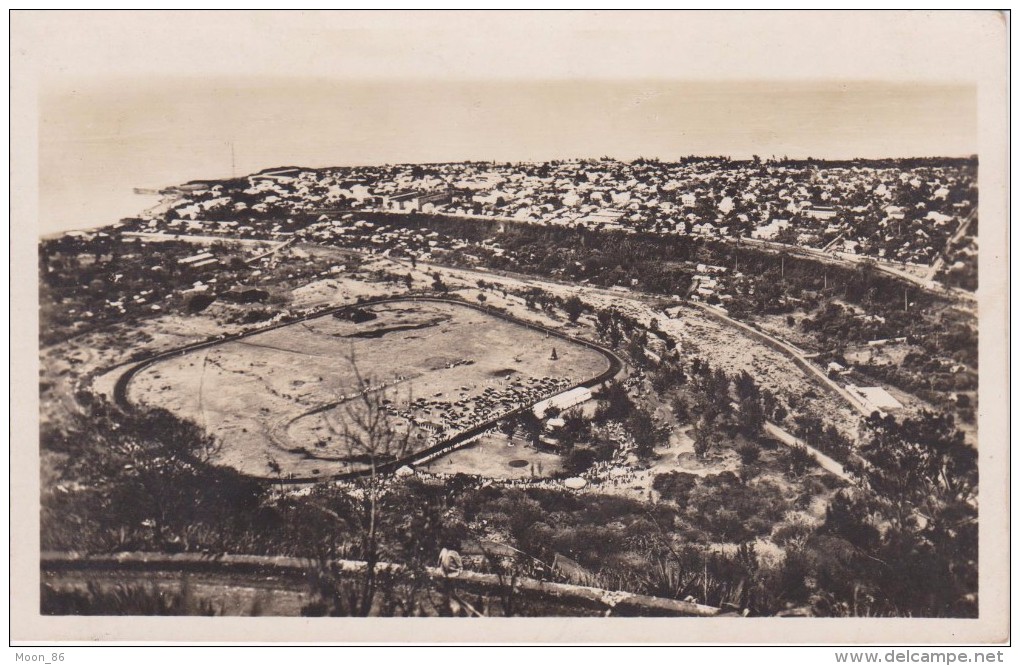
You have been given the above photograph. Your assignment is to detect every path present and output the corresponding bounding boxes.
[722,236,975,302]
[763,422,850,482]
[686,301,874,417]
[122,231,287,249]
[246,236,296,264]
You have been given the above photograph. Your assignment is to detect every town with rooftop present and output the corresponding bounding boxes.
[40,155,978,618]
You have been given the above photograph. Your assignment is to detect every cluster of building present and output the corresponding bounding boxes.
[688,262,734,308]
[136,158,976,267]
[300,216,468,263]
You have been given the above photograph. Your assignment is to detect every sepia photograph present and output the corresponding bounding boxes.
[10,9,1010,646]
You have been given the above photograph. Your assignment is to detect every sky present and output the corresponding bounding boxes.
[20,11,993,234]
[41,79,976,175]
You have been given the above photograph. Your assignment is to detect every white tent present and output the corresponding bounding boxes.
[563,477,588,490]
[395,465,415,478]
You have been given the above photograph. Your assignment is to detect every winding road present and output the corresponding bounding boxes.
[685,301,873,418]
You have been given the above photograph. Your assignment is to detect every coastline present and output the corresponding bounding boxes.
[39,189,180,240]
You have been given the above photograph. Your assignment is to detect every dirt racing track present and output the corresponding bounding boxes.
[113,296,624,483]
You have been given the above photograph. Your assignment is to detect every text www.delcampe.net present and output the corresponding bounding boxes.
[835,651,1005,664]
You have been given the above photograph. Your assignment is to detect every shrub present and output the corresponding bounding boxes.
[41,580,218,616]
[783,444,815,477]
[652,471,699,504]
[737,442,761,465]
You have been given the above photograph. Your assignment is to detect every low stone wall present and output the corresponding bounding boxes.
[41,551,722,618]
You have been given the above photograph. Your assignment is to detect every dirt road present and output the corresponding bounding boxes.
[686,302,873,418]
[763,422,850,482]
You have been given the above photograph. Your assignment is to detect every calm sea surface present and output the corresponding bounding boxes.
[38,139,234,237]
[38,80,976,238]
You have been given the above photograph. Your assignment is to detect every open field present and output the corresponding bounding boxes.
[126,299,611,479]
[420,432,563,479]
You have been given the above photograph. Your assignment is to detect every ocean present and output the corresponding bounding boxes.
[38,134,234,237]
[37,79,975,237]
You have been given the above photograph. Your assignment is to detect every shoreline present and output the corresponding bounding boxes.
[39,189,181,240]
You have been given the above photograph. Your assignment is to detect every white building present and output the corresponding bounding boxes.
[846,384,904,414]
[533,387,593,417]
